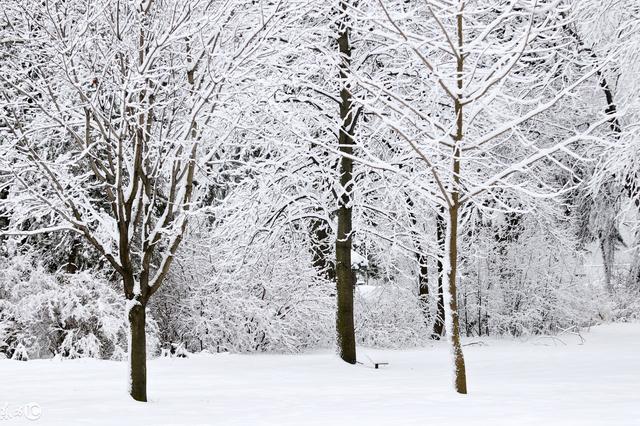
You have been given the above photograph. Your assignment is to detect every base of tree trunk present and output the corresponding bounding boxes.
[336,287,357,364]
[128,303,147,402]
[336,241,356,365]
[451,332,468,394]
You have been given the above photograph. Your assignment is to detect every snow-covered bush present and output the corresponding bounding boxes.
[151,222,335,353]
[458,209,602,337]
[24,272,129,359]
[355,285,428,348]
[0,300,23,358]
[0,253,159,359]
[605,268,640,322]
[0,254,40,358]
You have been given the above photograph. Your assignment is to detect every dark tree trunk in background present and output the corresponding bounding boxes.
[432,212,446,339]
[65,239,80,274]
[129,301,147,402]
[311,218,335,281]
[335,0,357,364]
[0,186,8,232]
[405,194,430,321]
[417,252,429,316]
[564,21,630,288]
[309,133,336,282]
[0,186,8,255]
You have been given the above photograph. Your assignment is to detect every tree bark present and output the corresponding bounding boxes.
[335,0,357,364]
[446,206,467,394]
[405,193,430,322]
[0,186,8,232]
[444,7,468,394]
[311,218,335,281]
[336,234,356,363]
[432,211,446,339]
[128,301,147,402]
[417,252,429,317]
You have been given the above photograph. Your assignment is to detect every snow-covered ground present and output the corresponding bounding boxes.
[1,323,639,426]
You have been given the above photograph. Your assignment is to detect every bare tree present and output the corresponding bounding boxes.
[356,0,613,393]
[0,0,281,401]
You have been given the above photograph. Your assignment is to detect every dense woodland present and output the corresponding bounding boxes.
[1,0,639,401]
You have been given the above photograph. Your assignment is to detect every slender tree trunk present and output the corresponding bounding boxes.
[128,301,147,402]
[335,0,357,364]
[600,236,615,292]
[0,186,8,232]
[432,211,446,339]
[477,269,482,337]
[463,286,470,337]
[446,206,467,394]
[406,194,430,322]
[417,252,429,317]
[309,134,336,282]
[443,7,468,394]
[311,218,335,281]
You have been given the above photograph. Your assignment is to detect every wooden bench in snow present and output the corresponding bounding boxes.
[361,354,389,369]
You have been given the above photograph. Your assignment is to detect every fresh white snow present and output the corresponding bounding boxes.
[1,323,639,426]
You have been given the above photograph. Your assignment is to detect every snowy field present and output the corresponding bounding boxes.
[1,323,638,426]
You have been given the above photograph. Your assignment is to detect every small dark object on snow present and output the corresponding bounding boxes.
[374,362,389,369]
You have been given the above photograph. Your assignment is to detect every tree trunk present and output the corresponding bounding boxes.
[311,217,335,281]
[128,302,147,402]
[417,252,429,318]
[432,211,446,339]
[600,236,615,292]
[336,234,356,363]
[444,7,468,394]
[0,186,9,232]
[405,193,430,322]
[477,273,482,337]
[446,206,467,394]
[335,0,357,364]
